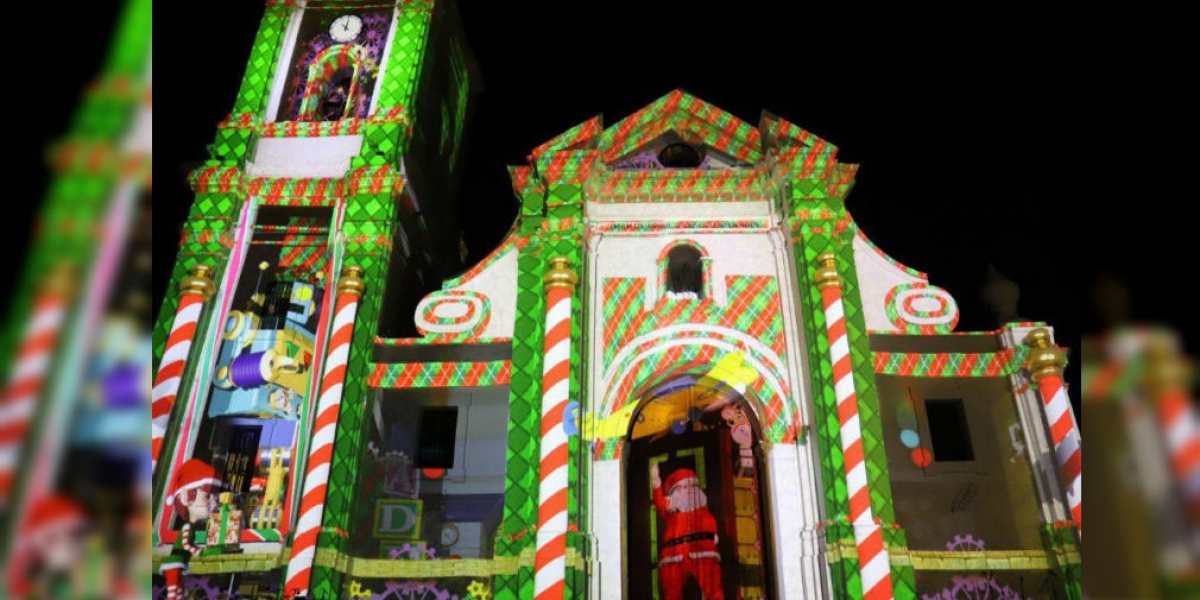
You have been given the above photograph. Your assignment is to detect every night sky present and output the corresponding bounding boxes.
[144,1,1196,410]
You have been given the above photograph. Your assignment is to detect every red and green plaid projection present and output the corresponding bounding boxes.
[410,290,493,343]
[883,283,959,335]
[276,217,330,280]
[599,90,762,164]
[367,360,511,388]
[595,168,771,203]
[595,274,795,455]
[872,348,1027,378]
[531,117,602,159]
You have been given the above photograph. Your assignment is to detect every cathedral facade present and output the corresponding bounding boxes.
[150,2,1081,599]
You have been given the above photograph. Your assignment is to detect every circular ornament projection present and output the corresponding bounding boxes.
[885,283,959,334]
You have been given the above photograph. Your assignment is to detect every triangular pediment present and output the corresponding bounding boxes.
[607,130,748,171]
[599,90,763,167]
[516,89,840,188]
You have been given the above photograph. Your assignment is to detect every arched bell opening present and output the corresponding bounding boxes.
[295,44,370,122]
[623,372,776,600]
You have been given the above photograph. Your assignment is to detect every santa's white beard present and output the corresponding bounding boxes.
[667,487,708,513]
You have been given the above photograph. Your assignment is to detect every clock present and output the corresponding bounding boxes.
[329,15,363,42]
[439,523,460,547]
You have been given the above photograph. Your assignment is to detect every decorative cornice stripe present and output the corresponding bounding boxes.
[591,219,771,234]
[872,347,1028,378]
[867,321,1047,337]
[826,539,1081,570]
[189,165,404,201]
[367,361,512,388]
[375,336,512,346]
[152,551,284,575]
[313,546,584,579]
[218,106,410,138]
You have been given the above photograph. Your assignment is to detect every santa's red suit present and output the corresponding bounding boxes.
[653,468,724,600]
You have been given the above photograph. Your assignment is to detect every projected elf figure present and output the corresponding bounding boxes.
[160,459,223,600]
[650,462,725,600]
[11,495,88,598]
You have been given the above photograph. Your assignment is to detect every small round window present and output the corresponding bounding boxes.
[657,143,703,168]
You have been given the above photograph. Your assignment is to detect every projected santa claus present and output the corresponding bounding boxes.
[651,462,725,600]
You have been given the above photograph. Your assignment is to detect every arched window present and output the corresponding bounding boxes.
[666,245,703,299]
[315,66,356,121]
[295,45,372,122]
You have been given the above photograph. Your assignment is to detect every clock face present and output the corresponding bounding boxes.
[329,15,362,42]
[440,523,459,546]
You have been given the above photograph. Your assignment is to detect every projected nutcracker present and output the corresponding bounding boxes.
[650,463,725,600]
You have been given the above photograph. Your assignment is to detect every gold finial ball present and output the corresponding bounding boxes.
[544,256,578,291]
[1024,327,1067,379]
[337,265,366,297]
[178,264,216,299]
[42,261,76,297]
[259,261,270,271]
[1141,331,1190,397]
[123,291,149,313]
[813,252,842,290]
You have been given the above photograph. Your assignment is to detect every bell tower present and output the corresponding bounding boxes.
[150,1,478,597]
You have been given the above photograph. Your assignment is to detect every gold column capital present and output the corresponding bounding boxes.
[178,264,216,299]
[1025,328,1067,379]
[336,265,366,297]
[42,261,76,298]
[813,252,842,290]
[1141,331,1189,397]
[544,256,578,292]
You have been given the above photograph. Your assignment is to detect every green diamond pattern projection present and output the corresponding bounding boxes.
[493,222,542,600]
[493,180,585,600]
[230,5,291,117]
[310,182,395,598]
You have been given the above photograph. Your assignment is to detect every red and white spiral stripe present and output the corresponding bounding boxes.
[0,287,69,503]
[1034,372,1082,532]
[284,283,360,597]
[535,281,573,600]
[151,292,206,471]
[820,272,895,600]
[1158,389,1200,527]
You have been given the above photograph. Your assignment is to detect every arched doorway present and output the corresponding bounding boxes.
[624,373,776,600]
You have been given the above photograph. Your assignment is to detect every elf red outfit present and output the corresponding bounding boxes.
[161,459,223,600]
[653,468,724,600]
[7,494,87,598]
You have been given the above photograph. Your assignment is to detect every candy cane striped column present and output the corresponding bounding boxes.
[284,266,364,598]
[151,265,215,471]
[814,253,895,600]
[535,256,577,600]
[1025,329,1082,534]
[1142,335,1200,528]
[0,264,75,504]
